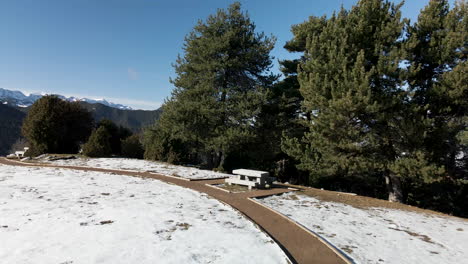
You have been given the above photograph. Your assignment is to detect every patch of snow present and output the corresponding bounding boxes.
[0,88,132,110]
[0,88,29,101]
[256,192,468,264]
[0,164,288,264]
[48,158,231,180]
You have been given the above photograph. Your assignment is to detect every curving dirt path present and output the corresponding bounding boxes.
[0,158,350,264]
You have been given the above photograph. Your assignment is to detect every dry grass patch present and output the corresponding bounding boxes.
[283,185,468,221]
[215,183,256,193]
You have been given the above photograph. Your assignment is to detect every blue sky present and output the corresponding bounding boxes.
[0,0,455,110]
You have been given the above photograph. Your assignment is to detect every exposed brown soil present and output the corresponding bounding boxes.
[283,184,467,221]
[215,183,255,193]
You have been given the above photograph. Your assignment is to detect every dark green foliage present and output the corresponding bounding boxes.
[251,15,323,183]
[284,0,407,201]
[82,126,112,157]
[281,0,466,215]
[404,0,467,180]
[144,123,188,164]
[144,2,276,170]
[121,134,144,159]
[97,119,132,155]
[0,104,26,156]
[82,119,133,156]
[249,73,306,183]
[21,95,93,155]
[0,101,160,156]
[400,0,467,216]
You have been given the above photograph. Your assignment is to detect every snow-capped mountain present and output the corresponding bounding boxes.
[0,88,132,110]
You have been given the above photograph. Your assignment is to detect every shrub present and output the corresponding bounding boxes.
[82,126,112,157]
[121,134,144,159]
[97,120,132,155]
[21,95,93,155]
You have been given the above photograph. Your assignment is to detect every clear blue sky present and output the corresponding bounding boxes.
[0,0,455,110]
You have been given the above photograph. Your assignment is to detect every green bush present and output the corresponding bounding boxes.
[121,134,144,159]
[82,127,112,157]
[143,126,188,164]
[21,95,93,155]
[97,119,132,155]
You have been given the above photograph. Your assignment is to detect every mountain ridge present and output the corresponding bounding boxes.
[0,88,133,110]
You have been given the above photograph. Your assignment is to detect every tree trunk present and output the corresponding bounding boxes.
[385,172,403,203]
[209,151,224,170]
[206,151,215,170]
[218,151,226,171]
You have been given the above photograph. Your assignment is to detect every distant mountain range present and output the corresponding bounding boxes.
[0,89,162,156]
[0,88,132,110]
[0,104,27,156]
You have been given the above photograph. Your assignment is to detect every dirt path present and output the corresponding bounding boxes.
[0,158,350,264]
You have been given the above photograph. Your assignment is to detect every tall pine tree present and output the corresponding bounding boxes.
[405,0,467,180]
[396,0,467,213]
[283,0,408,202]
[282,0,466,206]
[144,2,276,170]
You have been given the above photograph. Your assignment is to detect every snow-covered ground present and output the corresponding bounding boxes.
[0,164,288,264]
[47,157,231,180]
[256,192,468,264]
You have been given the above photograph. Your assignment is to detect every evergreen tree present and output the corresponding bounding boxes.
[22,95,93,155]
[250,19,318,182]
[97,119,132,155]
[121,134,144,159]
[271,16,327,184]
[404,0,467,180]
[397,0,467,213]
[283,0,408,202]
[144,117,186,164]
[145,2,276,170]
[82,126,112,157]
[282,0,466,206]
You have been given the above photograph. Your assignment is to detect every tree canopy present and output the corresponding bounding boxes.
[143,0,467,217]
[82,119,134,158]
[145,2,277,170]
[22,95,93,155]
[280,0,466,214]
[82,126,112,158]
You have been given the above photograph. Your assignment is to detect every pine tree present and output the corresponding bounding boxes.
[82,126,112,157]
[97,119,132,155]
[145,2,276,170]
[121,134,144,159]
[275,16,328,184]
[388,0,468,213]
[284,0,408,202]
[22,95,93,155]
[250,18,328,183]
[405,0,467,180]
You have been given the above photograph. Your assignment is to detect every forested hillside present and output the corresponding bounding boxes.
[78,102,161,132]
[0,104,26,156]
[0,102,161,156]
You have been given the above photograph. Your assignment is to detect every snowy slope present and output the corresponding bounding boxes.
[0,88,40,106]
[0,164,288,264]
[0,88,132,110]
[256,192,468,264]
[48,157,231,180]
